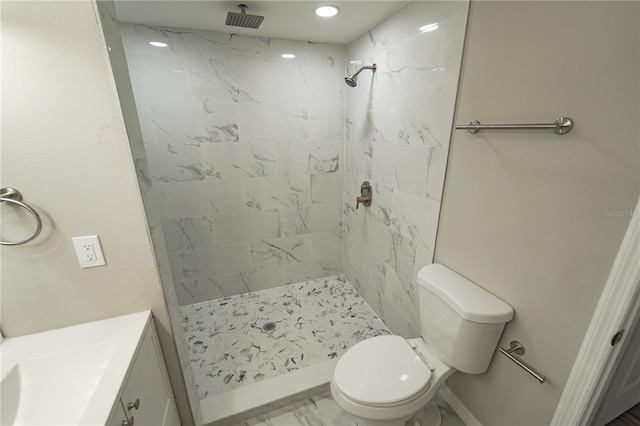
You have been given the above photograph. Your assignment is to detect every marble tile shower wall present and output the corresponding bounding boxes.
[343,2,468,336]
[97,4,199,416]
[120,24,346,305]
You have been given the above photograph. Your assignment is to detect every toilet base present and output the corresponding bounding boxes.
[405,403,442,426]
[352,403,442,426]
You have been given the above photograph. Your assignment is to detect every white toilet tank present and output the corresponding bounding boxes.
[417,264,514,374]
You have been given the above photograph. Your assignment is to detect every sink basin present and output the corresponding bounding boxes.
[1,341,117,424]
[0,311,151,425]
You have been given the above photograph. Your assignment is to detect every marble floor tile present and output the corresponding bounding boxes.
[180,275,390,398]
[236,391,353,426]
[235,392,466,426]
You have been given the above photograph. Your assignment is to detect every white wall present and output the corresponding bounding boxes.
[436,1,640,424]
[1,1,193,423]
[343,1,468,336]
[96,2,200,420]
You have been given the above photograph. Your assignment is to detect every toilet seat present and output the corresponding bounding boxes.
[333,335,432,406]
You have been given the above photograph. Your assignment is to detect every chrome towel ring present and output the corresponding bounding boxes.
[1,187,43,246]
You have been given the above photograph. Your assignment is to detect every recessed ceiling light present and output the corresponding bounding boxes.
[315,5,340,17]
[149,41,169,48]
[419,23,439,33]
[281,53,296,59]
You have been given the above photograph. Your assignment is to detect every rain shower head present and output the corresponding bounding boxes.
[344,64,377,87]
[226,4,264,29]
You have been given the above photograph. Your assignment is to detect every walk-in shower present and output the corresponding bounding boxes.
[104,0,470,422]
[344,64,377,87]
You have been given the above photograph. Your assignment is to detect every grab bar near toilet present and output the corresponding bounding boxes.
[499,341,546,383]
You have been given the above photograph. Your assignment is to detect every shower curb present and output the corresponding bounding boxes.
[198,358,339,425]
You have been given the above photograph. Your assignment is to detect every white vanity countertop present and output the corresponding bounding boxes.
[0,310,151,425]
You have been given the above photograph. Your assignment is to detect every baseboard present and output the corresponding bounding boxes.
[438,384,483,426]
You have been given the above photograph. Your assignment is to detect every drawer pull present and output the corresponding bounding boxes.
[127,399,140,410]
[122,416,134,426]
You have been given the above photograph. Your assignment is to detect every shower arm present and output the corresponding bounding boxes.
[353,64,376,76]
[345,64,377,87]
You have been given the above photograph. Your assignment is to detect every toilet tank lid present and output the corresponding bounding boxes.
[417,264,514,323]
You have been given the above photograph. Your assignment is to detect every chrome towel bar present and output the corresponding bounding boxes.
[499,341,546,383]
[0,187,43,246]
[456,116,573,135]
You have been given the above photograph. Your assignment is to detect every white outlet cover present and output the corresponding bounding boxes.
[72,235,107,268]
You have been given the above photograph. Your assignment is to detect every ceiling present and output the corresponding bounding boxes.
[113,1,408,44]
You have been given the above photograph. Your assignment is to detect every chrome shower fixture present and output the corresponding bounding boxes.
[344,64,377,87]
[225,4,264,29]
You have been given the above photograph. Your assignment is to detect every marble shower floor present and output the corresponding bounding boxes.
[180,275,391,398]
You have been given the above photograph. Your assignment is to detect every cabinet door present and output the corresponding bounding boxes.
[106,400,129,426]
[121,324,179,426]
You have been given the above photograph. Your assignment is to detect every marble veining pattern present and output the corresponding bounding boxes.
[121,23,346,302]
[343,1,469,337]
[96,3,201,413]
[180,275,390,398]
[236,392,465,426]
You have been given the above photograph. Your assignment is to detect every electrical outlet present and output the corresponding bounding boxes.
[72,235,106,268]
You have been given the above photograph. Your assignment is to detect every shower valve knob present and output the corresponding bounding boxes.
[356,181,372,209]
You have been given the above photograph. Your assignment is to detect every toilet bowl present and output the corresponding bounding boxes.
[331,335,454,426]
[331,264,514,425]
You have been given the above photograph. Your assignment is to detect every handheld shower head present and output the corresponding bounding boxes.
[344,64,377,87]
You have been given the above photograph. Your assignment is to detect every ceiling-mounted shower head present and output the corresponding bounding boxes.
[344,64,377,87]
[225,4,264,29]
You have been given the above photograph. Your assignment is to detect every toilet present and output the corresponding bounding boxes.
[331,264,514,426]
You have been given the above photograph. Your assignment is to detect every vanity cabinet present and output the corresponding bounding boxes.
[106,320,180,426]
